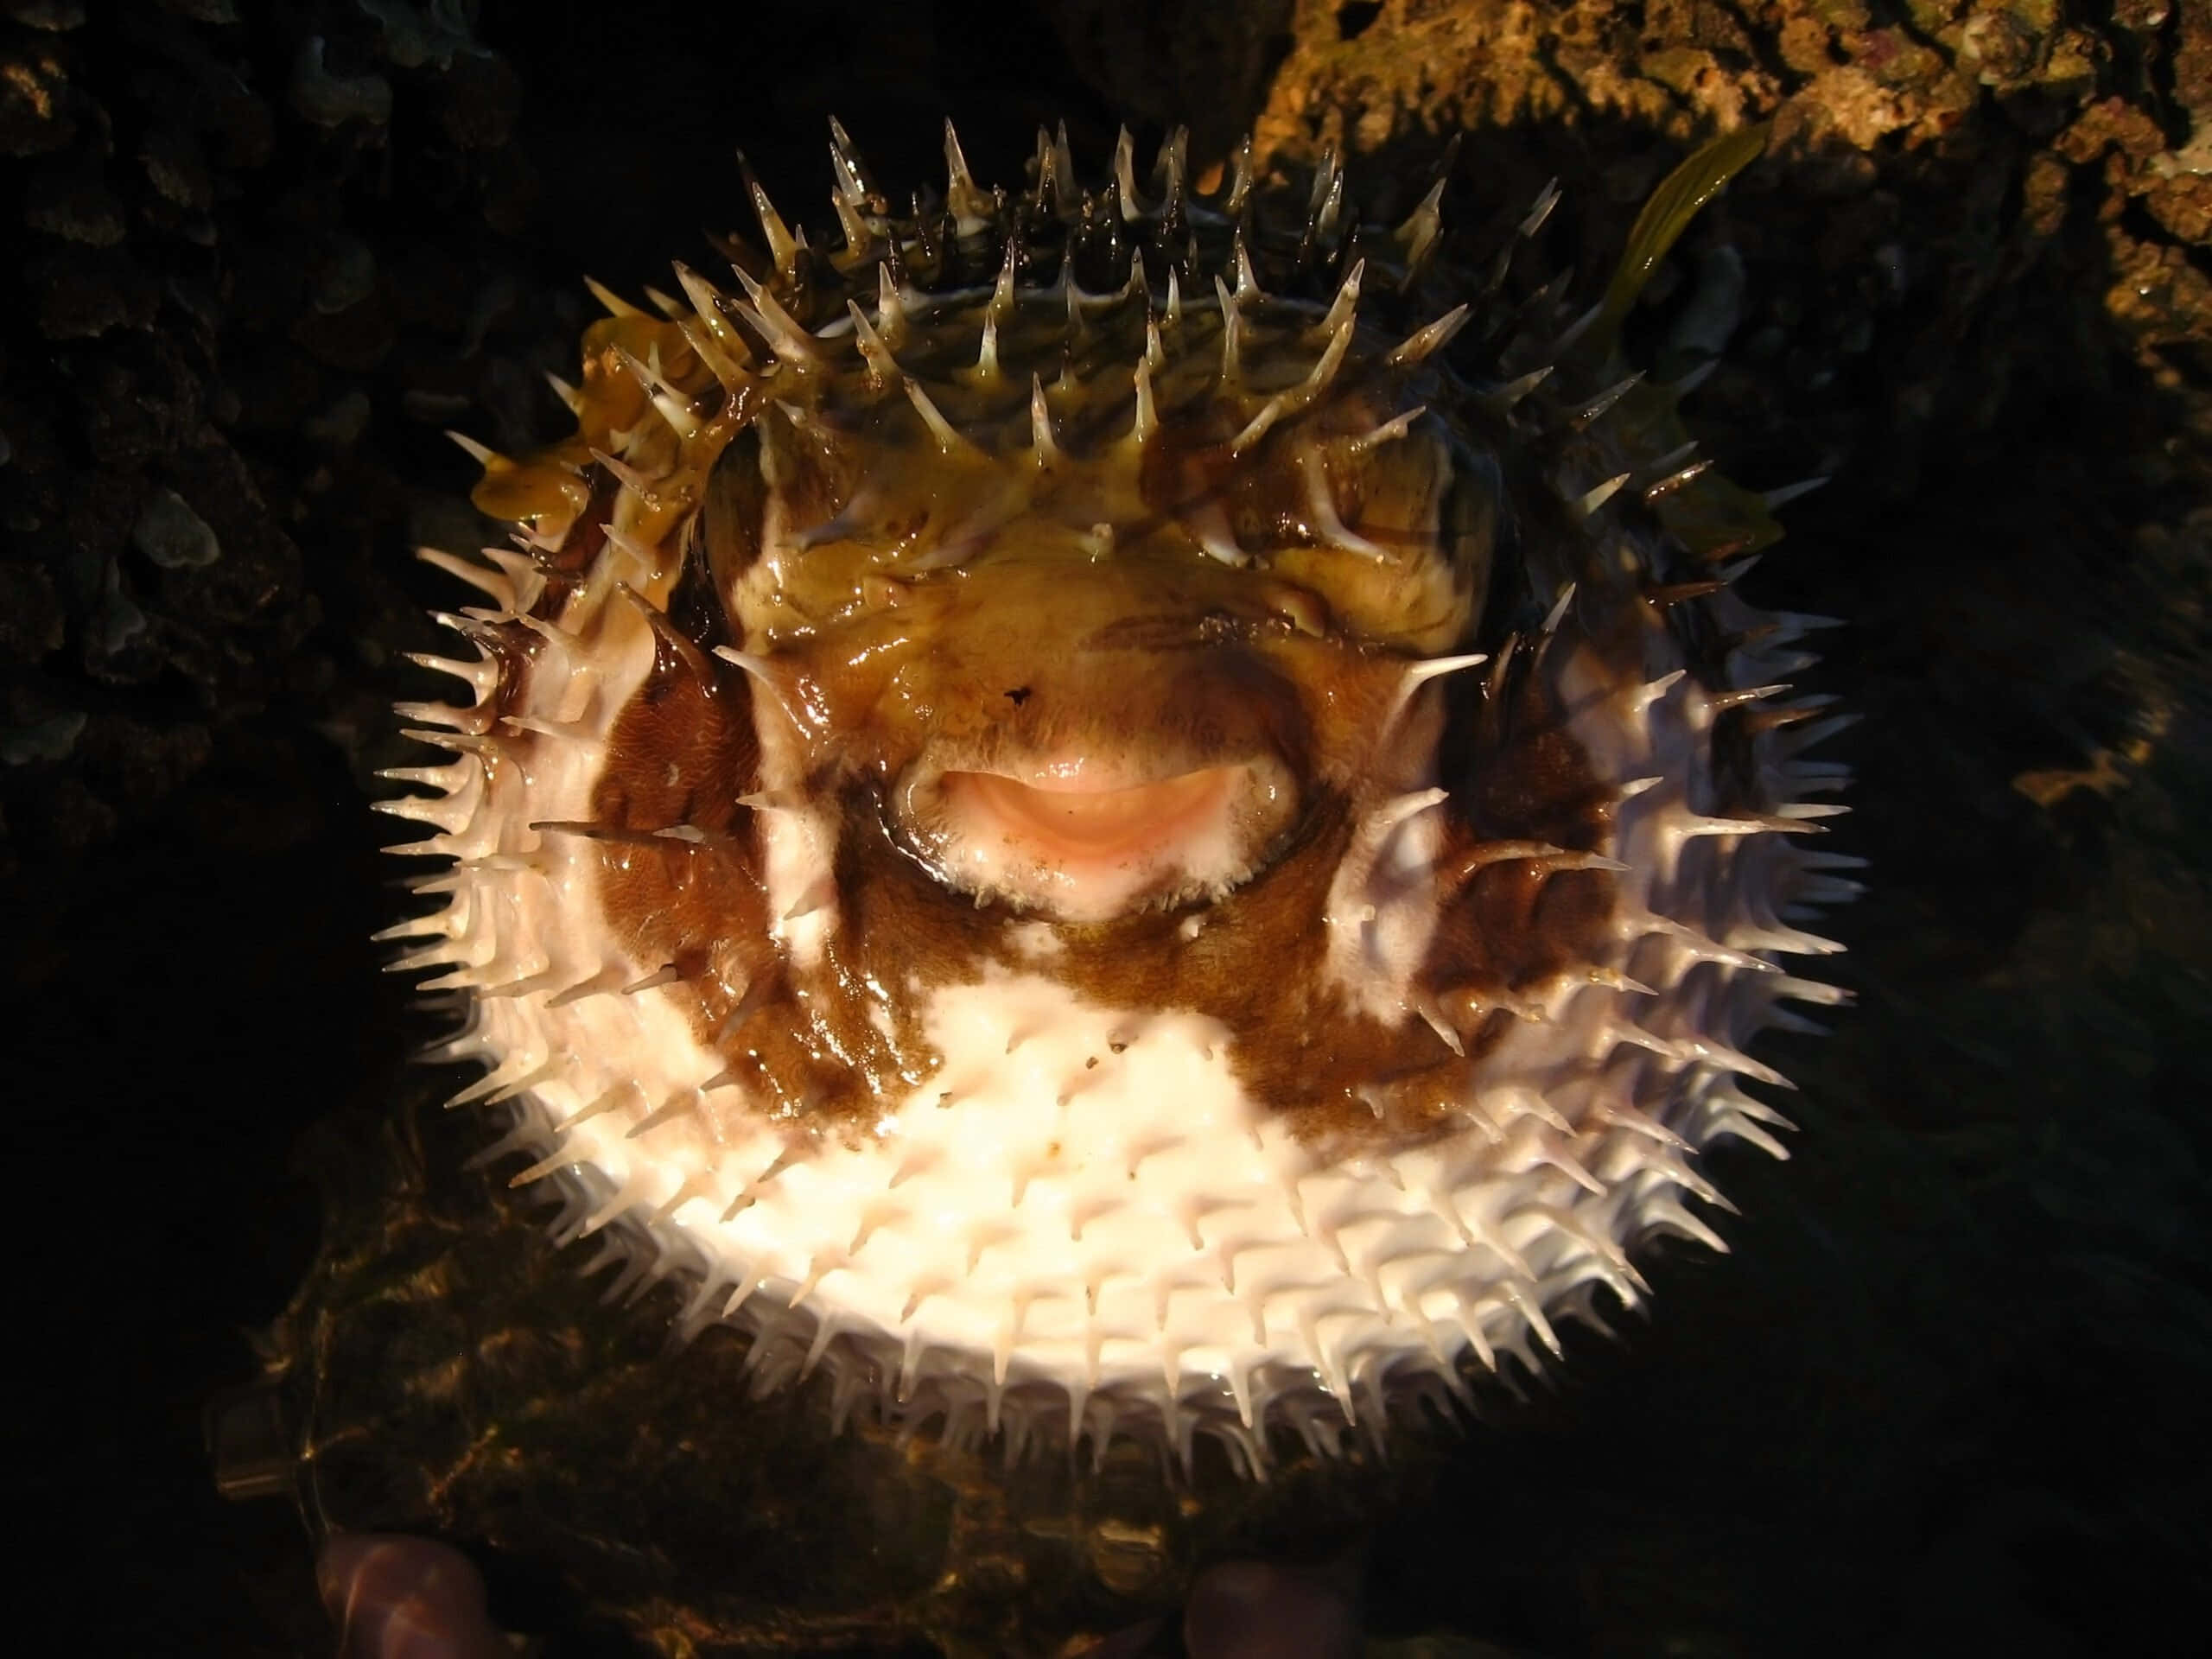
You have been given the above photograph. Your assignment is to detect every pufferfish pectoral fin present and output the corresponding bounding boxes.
[1584,123,1771,361]
[1566,123,1789,563]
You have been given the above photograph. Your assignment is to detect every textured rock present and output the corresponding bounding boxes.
[12,3,2208,1657]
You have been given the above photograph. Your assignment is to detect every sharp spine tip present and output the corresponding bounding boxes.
[583,276,641,318]
[445,429,499,467]
[1030,373,1061,463]
[1761,476,1830,511]
[1573,474,1632,518]
[1213,274,1244,385]
[904,378,972,454]
[1130,357,1157,443]
[543,372,583,416]
[1233,232,1262,302]
[1319,257,1365,337]
[728,264,817,364]
[1571,372,1644,428]
[1347,404,1426,454]
[1388,303,1471,365]
[738,153,798,273]
[847,297,899,388]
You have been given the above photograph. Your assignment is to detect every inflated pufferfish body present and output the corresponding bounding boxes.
[382,121,1853,1473]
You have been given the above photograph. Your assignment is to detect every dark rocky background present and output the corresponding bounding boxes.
[8,0,2208,1654]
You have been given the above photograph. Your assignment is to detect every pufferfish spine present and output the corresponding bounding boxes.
[377,118,1854,1474]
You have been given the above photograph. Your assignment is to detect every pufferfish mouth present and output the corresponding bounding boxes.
[894,753,1300,922]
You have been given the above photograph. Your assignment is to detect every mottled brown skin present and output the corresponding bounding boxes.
[589,727,1612,1152]
[575,419,1615,1150]
[585,639,893,1127]
[464,180,1662,1158]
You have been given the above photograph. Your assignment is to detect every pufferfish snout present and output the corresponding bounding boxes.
[380,119,1854,1473]
[797,544,1318,921]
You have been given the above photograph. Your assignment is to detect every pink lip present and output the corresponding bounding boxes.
[982,750,1183,793]
[939,766,1243,863]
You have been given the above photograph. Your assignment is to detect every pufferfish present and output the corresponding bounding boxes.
[378,119,1854,1475]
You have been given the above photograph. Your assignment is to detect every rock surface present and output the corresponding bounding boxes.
[10,2,2208,1656]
